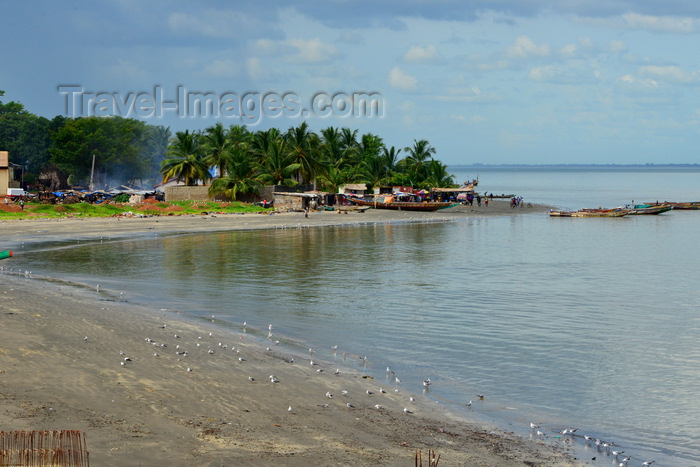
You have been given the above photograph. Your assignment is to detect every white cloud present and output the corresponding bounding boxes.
[253,39,280,55]
[204,59,238,78]
[287,38,339,63]
[403,45,444,63]
[639,65,700,85]
[622,13,695,33]
[618,74,660,89]
[559,44,578,58]
[607,40,627,53]
[167,11,238,39]
[246,57,264,80]
[388,67,418,91]
[506,35,550,59]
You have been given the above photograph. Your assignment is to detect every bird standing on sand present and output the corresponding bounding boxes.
[403,408,413,414]
[530,423,539,429]
[642,462,655,466]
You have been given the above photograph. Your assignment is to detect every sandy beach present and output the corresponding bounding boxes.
[0,201,586,466]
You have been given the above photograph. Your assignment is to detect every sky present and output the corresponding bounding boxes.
[2,0,700,165]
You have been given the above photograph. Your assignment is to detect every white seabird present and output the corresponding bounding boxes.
[403,408,413,414]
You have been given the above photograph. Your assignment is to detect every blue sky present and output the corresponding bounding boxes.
[2,1,700,165]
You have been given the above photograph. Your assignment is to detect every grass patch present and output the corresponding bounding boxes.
[0,200,268,219]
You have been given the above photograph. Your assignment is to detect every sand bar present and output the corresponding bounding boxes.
[0,201,585,466]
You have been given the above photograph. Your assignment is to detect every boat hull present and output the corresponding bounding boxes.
[0,250,12,260]
[550,208,630,217]
[629,204,673,215]
[647,202,700,210]
[351,198,457,212]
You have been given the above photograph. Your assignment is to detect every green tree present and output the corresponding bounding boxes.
[256,138,301,186]
[143,125,171,181]
[160,130,210,186]
[402,139,436,185]
[50,116,149,187]
[316,165,360,193]
[422,160,456,188]
[208,148,262,200]
[203,122,230,179]
[285,121,321,185]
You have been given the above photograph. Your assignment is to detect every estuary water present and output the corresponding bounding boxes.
[9,166,700,466]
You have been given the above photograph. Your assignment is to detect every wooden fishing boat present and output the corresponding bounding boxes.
[646,202,700,210]
[549,210,573,217]
[0,250,12,260]
[351,197,457,212]
[628,204,673,215]
[571,208,630,217]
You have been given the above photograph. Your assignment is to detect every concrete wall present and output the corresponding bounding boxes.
[0,152,8,197]
[164,186,212,202]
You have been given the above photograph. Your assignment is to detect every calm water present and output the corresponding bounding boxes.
[7,167,700,466]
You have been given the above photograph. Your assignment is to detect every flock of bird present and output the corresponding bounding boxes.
[87,318,453,422]
[528,423,656,466]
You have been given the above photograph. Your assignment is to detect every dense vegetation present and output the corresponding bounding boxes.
[1,90,455,195]
[163,122,456,200]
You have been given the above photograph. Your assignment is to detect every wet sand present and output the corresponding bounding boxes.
[0,201,586,466]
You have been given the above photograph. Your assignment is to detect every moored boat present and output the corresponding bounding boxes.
[628,204,673,215]
[571,208,630,217]
[549,210,573,217]
[646,202,700,210]
[351,197,457,212]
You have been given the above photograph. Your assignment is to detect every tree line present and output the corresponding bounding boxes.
[1,90,169,189]
[164,122,456,200]
[1,90,456,196]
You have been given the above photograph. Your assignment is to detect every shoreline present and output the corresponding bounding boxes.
[0,200,552,249]
[0,201,586,466]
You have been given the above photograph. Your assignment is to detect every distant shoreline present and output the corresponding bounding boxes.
[450,163,700,169]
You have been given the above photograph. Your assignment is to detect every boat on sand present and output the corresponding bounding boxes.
[549,208,630,217]
[351,196,457,212]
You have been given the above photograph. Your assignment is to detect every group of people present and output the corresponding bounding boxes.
[461,193,487,207]
[510,196,525,208]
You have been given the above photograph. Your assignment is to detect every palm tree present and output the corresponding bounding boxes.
[208,148,262,200]
[202,122,230,179]
[251,128,281,159]
[316,165,359,193]
[160,130,210,186]
[319,127,345,168]
[403,139,436,185]
[422,160,456,188]
[257,138,301,186]
[381,146,401,173]
[285,122,322,186]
